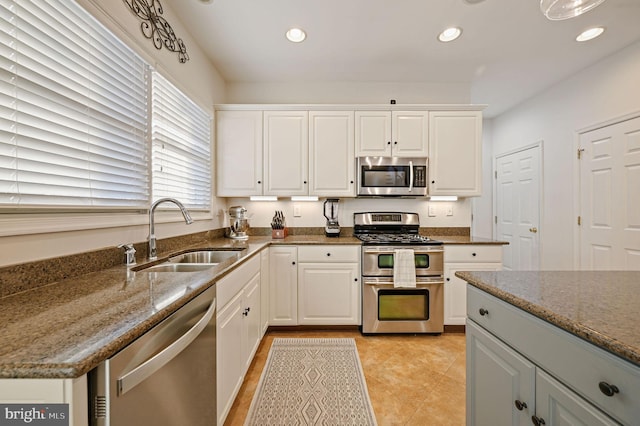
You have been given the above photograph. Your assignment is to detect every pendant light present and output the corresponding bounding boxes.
[540,0,607,20]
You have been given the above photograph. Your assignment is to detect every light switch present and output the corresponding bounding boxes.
[446,205,453,216]
[293,205,302,217]
[428,205,437,217]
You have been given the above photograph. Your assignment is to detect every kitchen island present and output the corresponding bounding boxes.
[457,270,640,425]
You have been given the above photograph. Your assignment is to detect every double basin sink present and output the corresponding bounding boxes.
[135,249,244,273]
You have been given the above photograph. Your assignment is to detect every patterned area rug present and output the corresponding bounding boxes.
[245,338,377,425]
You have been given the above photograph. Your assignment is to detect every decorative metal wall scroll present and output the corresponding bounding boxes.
[123,0,189,63]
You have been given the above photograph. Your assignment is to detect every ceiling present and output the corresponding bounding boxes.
[167,0,640,117]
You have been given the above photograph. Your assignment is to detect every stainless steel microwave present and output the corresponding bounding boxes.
[357,157,428,196]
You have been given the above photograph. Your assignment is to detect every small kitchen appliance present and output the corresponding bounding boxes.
[354,212,444,334]
[323,198,341,237]
[228,205,249,240]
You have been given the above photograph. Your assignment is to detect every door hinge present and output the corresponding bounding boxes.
[577,216,582,226]
[494,170,497,179]
[577,148,585,159]
[495,215,498,224]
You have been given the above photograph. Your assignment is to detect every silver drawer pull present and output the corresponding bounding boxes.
[479,308,489,316]
[598,381,619,397]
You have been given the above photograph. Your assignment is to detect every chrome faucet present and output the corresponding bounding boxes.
[148,198,193,260]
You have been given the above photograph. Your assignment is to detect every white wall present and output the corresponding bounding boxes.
[484,40,640,270]
[0,0,228,267]
[226,81,470,105]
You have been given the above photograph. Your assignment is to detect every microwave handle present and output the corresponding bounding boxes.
[409,160,414,192]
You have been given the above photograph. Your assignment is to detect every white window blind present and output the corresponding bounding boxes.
[152,72,211,210]
[0,0,149,208]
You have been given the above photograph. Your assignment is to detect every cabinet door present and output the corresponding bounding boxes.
[355,111,392,156]
[428,110,482,196]
[260,248,270,335]
[535,370,618,426]
[444,262,501,325]
[392,111,429,157]
[243,272,262,370]
[216,110,263,196]
[263,111,309,195]
[297,263,360,325]
[217,292,245,424]
[309,111,356,197]
[466,320,535,426]
[269,246,298,325]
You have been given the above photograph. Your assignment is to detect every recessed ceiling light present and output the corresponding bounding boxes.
[286,28,307,43]
[438,27,462,43]
[576,26,605,42]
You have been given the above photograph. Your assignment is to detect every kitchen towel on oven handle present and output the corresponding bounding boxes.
[393,249,416,288]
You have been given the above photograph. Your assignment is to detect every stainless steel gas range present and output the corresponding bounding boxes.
[354,212,444,334]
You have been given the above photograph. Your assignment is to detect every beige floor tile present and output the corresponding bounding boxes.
[223,330,466,426]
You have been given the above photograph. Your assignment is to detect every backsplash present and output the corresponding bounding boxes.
[0,229,223,298]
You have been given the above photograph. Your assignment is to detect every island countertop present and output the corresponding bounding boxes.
[456,270,640,367]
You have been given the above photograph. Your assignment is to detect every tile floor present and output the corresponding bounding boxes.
[223,329,466,426]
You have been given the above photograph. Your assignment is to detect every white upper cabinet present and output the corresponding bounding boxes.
[355,111,428,157]
[216,110,263,196]
[309,111,356,197]
[263,111,309,196]
[428,110,482,196]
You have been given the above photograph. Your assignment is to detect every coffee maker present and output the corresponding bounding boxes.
[228,205,250,240]
[323,198,341,237]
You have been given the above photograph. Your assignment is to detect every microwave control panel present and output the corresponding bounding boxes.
[414,166,427,187]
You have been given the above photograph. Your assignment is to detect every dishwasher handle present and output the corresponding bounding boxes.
[117,296,216,396]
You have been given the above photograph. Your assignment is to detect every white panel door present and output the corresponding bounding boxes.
[496,146,541,270]
[355,111,392,156]
[579,116,640,270]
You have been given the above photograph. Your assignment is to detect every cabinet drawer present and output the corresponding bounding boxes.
[445,245,503,263]
[468,285,640,425]
[297,245,359,263]
[217,254,260,308]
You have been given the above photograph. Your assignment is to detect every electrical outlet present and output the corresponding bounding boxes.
[428,205,437,217]
[293,205,302,217]
[446,205,453,216]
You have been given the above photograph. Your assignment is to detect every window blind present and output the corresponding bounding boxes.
[152,72,211,210]
[0,0,149,208]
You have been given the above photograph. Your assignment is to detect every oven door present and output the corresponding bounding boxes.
[362,246,444,277]
[361,277,444,334]
[357,157,427,196]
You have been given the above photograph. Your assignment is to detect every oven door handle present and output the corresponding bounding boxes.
[409,160,414,192]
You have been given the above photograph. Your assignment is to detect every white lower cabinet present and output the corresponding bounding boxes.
[444,244,502,325]
[0,377,88,426]
[217,255,262,425]
[467,285,639,426]
[269,245,362,326]
[297,245,360,325]
[268,246,298,325]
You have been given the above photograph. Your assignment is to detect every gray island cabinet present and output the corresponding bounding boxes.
[458,271,640,426]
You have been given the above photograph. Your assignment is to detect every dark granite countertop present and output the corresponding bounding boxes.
[456,270,640,367]
[0,235,360,379]
[435,236,508,245]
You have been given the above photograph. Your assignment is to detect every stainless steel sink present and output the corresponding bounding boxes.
[142,263,218,273]
[168,250,242,264]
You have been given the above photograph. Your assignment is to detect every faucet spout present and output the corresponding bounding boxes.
[148,198,193,260]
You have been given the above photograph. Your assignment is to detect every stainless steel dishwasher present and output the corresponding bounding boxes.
[89,285,216,426]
